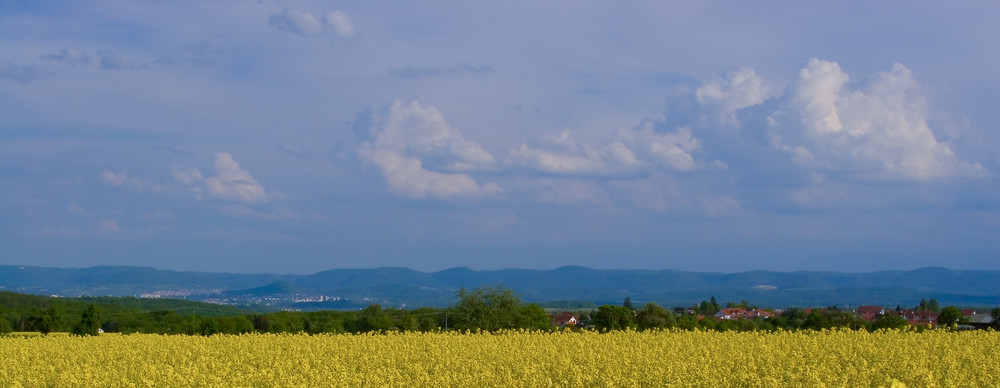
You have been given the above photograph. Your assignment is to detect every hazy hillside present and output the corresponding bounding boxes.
[1,265,998,309]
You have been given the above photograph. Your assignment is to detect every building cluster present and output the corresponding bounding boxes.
[548,305,996,330]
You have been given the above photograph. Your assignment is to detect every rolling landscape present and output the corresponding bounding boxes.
[3,1,999,386]
[3,265,998,310]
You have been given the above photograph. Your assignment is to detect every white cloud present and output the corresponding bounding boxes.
[355,99,500,199]
[505,124,702,177]
[98,50,144,70]
[39,47,91,66]
[98,170,164,191]
[269,8,355,38]
[98,170,128,186]
[767,59,987,180]
[695,67,775,127]
[323,10,356,38]
[174,153,270,203]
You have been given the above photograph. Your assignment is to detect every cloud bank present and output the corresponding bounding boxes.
[356,59,989,214]
[269,8,355,38]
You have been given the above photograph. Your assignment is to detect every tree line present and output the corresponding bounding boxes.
[2,288,998,336]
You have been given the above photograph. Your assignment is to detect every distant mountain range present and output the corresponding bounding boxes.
[1,265,998,310]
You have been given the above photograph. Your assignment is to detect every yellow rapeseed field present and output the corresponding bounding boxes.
[2,329,998,387]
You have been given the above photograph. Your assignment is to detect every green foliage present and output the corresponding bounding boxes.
[30,305,63,335]
[623,297,634,310]
[697,297,721,315]
[871,313,909,331]
[803,310,869,331]
[635,302,675,330]
[916,298,941,313]
[359,304,395,332]
[592,305,636,331]
[937,306,963,328]
[770,307,808,329]
[71,304,102,336]
[451,285,540,332]
[515,304,552,331]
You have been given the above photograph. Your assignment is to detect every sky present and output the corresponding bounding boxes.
[1,1,998,274]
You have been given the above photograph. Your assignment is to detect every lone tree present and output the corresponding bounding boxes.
[592,305,636,331]
[71,304,102,336]
[937,306,964,329]
[450,284,549,332]
[635,302,675,330]
[31,305,63,335]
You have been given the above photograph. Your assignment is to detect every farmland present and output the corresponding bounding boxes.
[2,329,998,387]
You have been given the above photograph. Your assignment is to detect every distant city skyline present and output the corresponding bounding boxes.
[1,1,997,274]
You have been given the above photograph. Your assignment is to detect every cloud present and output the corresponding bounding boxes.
[98,170,129,186]
[174,153,270,203]
[354,99,501,199]
[323,10,356,38]
[504,124,704,177]
[767,59,987,180]
[269,8,355,38]
[695,67,775,127]
[97,218,120,233]
[390,63,495,78]
[98,170,164,191]
[98,50,144,70]
[0,60,43,83]
[39,47,91,66]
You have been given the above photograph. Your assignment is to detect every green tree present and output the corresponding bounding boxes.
[252,314,274,333]
[31,305,63,335]
[991,307,1000,330]
[698,297,721,315]
[359,304,395,332]
[937,306,963,328]
[592,305,636,331]
[515,304,552,331]
[871,313,908,331]
[0,308,11,334]
[451,284,523,332]
[772,307,807,329]
[635,302,675,330]
[71,304,102,336]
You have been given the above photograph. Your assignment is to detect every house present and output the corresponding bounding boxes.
[550,312,579,327]
[966,314,995,330]
[856,306,885,322]
[713,308,773,321]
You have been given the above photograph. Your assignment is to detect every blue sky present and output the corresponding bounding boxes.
[1,1,997,274]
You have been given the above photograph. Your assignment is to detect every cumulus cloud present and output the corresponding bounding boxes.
[174,153,270,203]
[39,47,91,66]
[98,170,164,191]
[354,99,501,199]
[98,170,129,186]
[505,123,704,177]
[767,59,986,180]
[695,67,775,127]
[323,10,356,38]
[269,8,355,38]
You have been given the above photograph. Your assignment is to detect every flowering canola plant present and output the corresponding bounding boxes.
[2,329,998,387]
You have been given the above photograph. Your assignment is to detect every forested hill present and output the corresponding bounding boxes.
[1,265,998,309]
